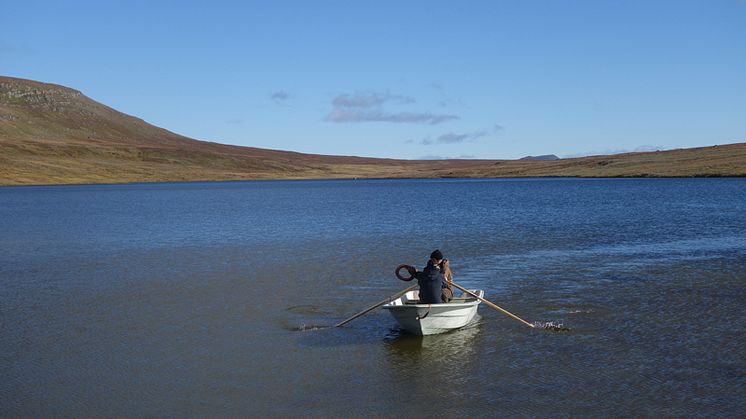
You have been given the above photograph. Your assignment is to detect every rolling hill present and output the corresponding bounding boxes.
[1,76,744,185]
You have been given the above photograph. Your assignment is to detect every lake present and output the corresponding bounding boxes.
[1,178,745,417]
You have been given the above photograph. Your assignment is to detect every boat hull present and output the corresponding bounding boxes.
[382,290,483,335]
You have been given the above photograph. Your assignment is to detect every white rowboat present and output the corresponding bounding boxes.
[382,289,484,335]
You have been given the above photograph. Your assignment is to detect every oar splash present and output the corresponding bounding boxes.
[450,281,571,332]
[533,321,571,332]
[294,324,331,332]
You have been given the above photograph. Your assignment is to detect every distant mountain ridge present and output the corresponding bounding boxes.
[1,76,745,185]
[520,154,560,161]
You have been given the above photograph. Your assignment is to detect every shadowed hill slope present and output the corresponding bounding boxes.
[1,76,744,185]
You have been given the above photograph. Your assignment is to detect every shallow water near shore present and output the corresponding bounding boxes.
[1,178,745,416]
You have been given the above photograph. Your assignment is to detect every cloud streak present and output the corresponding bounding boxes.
[332,92,414,108]
[421,130,487,145]
[270,90,290,104]
[326,90,457,125]
[327,108,458,125]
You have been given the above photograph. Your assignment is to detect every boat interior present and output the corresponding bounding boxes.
[402,290,479,304]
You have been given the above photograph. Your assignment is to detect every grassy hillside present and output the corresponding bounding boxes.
[1,76,744,185]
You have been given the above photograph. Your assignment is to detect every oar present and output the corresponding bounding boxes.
[335,284,418,328]
[450,281,535,328]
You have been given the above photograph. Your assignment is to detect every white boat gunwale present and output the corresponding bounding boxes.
[382,289,484,335]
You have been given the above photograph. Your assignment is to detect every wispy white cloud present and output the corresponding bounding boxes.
[328,108,458,125]
[421,130,488,145]
[332,92,414,108]
[325,90,457,125]
[270,90,290,104]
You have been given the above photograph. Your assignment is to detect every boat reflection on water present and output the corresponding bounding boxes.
[383,316,484,368]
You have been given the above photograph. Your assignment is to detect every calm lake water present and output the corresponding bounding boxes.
[1,178,745,417]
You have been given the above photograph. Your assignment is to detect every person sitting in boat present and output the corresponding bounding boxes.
[439,257,454,302]
[414,249,453,303]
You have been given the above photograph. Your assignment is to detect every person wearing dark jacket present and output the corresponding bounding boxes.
[415,249,452,303]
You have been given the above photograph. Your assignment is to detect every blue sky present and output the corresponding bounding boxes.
[2,0,745,159]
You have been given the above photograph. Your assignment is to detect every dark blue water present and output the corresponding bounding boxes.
[1,178,745,416]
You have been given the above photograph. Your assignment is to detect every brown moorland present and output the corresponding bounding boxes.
[1,76,744,185]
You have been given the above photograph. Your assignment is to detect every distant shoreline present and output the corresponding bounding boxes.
[3,174,745,188]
